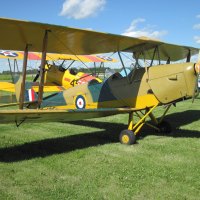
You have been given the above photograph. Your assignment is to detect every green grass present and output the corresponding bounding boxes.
[0,74,13,81]
[0,74,34,82]
[0,99,200,200]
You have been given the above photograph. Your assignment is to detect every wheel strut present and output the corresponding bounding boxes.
[119,104,172,145]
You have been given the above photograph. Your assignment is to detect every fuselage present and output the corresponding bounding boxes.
[44,64,101,89]
[41,62,197,110]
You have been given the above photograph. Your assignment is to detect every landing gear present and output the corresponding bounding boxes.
[119,104,173,145]
[119,130,136,145]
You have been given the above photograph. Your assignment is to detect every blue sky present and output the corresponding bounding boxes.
[0,0,199,48]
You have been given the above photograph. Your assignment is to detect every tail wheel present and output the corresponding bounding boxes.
[119,130,136,145]
[157,120,172,134]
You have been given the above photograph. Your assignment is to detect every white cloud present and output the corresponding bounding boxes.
[124,18,146,33]
[193,15,200,44]
[193,24,200,29]
[122,18,167,39]
[59,0,106,19]
[84,27,93,31]
[194,36,200,44]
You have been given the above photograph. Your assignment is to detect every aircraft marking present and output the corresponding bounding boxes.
[0,50,18,57]
[75,95,86,109]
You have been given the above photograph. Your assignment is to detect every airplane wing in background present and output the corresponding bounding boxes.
[0,50,117,62]
[0,81,65,93]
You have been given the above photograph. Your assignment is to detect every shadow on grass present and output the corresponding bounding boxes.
[70,110,200,139]
[0,124,125,163]
[0,110,199,163]
[139,110,200,138]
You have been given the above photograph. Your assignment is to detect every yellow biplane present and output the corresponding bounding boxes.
[0,18,199,145]
[0,50,115,92]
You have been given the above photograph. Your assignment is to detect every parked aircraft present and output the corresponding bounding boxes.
[0,18,199,145]
[0,51,115,92]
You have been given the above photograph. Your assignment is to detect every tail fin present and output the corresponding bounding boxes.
[13,74,38,103]
[13,74,22,102]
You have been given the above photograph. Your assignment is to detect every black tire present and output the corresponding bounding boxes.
[119,129,136,145]
[157,120,172,134]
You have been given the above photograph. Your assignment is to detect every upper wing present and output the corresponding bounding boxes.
[0,50,41,60]
[0,108,135,124]
[0,18,199,61]
[0,50,117,62]
[52,54,117,62]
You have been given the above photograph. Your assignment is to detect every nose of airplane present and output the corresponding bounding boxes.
[192,63,200,101]
[184,63,199,100]
[195,63,200,74]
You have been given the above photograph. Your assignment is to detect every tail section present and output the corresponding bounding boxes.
[13,74,22,102]
[13,74,38,104]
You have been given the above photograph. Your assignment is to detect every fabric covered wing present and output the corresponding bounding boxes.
[0,18,199,61]
[0,108,135,124]
[0,50,117,62]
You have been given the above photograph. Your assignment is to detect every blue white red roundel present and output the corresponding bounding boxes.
[75,95,86,109]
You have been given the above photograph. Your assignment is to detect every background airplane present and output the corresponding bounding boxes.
[0,50,116,93]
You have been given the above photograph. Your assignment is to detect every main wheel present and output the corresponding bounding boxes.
[119,129,136,145]
[157,120,172,134]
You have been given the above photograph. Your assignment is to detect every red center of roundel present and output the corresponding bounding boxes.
[79,101,82,105]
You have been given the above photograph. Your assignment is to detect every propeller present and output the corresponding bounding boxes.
[192,54,200,102]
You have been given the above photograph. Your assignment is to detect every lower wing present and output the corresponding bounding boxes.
[0,108,136,124]
[0,82,15,92]
[0,82,65,93]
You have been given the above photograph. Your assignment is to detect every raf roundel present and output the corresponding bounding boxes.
[75,95,86,109]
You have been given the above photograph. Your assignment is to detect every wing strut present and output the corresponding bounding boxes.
[186,50,191,62]
[19,44,30,109]
[37,30,50,108]
[118,51,130,83]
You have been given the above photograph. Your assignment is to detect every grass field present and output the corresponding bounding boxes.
[0,74,34,82]
[0,98,199,200]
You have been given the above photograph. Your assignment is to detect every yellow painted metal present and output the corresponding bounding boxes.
[134,123,144,134]
[132,104,158,130]
[128,112,133,130]
[126,104,158,134]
